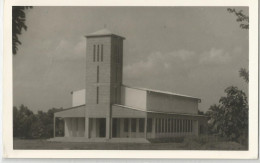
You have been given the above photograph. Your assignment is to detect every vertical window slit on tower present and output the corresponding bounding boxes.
[96,87,99,104]
[97,66,99,83]
[101,44,103,62]
[93,45,96,62]
[97,45,99,62]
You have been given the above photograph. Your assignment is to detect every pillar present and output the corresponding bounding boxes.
[152,118,156,138]
[85,117,89,138]
[144,117,147,139]
[106,117,110,139]
[53,115,56,138]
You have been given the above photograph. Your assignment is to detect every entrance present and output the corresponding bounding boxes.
[112,118,118,137]
[99,118,106,137]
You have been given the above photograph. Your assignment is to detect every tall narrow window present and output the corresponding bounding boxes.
[101,44,103,62]
[115,67,117,82]
[93,45,96,62]
[97,66,99,83]
[124,119,129,132]
[190,120,193,132]
[96,87,99,104]
[147,118,152,132]
[115,87,117,103]
[139,119,144,132]
[162,119,165,133]
[131,118,136,132]
[158,119,161,133]
[168,119,171,132]
[97,45,99,62]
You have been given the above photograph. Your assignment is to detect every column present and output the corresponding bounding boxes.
[129,118,132,138]
[144,117,147,139]
[53,115,56,138]
[152,118,156,138]
[85,118,89,138]
[106,117,110,139]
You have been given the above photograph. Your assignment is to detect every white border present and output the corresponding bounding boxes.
[3,0,258,159]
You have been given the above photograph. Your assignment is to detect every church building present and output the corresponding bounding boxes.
[53,29,208,142]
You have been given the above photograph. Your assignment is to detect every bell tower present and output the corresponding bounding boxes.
[85,29,125,139]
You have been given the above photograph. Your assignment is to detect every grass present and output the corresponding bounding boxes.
[13,136,248,150]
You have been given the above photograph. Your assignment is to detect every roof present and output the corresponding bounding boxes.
[113,104,206,117]
[86,28,125,39]
[122,85,201,101]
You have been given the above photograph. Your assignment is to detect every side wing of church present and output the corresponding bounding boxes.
[53,29,208,142]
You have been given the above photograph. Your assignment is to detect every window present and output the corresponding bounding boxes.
[124,119,129,132]
[174,119,177,132]
[97,45,99,62]
[131,118,137,132]
[162,119,165,133]
[97,66,99,83]
[147,118,152,132]
[164,119,168,132]
[191,120,193,132]
[101,44,103,62]
[176,120,179,132]
[183,120,186,132]
[187,120,190,132]
[115,87,117,103]
[96,87,99,104]
[180,120,182,133]
[168,119,171,132]
[115,67,117,82]
[93,45,96,62]
[158,119,161,133]
[139,119,144,132]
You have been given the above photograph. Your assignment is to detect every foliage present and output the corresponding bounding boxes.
[227,8,249,29]
[198,110,204,115]
[239,68,249,83]
[12,6,32,55]
[13,105,64,139]
[227,8,249,83]
[206,86,248,141]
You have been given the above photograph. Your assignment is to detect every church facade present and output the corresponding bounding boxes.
[53,29,208,142]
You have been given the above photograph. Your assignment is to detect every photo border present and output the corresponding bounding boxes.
[3,0,258,159]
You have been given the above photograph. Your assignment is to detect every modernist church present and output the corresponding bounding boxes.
[53,29,208,142]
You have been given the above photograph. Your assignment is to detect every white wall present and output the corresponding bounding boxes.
[147,92,198,114]
[120,86,147,110]
[72,89,86,107]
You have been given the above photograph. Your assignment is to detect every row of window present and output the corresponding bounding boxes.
[155,118,193,133]
[122,118,193,134]
[93,44,103,62]
[123,118,153,133]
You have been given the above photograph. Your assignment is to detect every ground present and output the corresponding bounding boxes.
[13,137,247,150]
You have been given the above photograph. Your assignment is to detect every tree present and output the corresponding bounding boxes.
[227,8,249,83]
[206,86,248,141]
[227,8,249,29]
[12,6,32,55]
[13,105,36,138]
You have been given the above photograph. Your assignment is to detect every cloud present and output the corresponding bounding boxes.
[124,50,195,79]
[199,48,231,64]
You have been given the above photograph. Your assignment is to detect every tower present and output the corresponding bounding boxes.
[85,29,125,139]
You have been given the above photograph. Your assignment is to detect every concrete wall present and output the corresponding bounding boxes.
[64,118,85,137]
[112,105,146,118]
[147,91,198,114]
[55,105,85,118]
[72,89,85,107]
[120,86,147,110]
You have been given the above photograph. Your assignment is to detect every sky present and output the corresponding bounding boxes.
[13,7,249,113]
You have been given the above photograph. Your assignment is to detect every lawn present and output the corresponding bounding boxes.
[13,137,248,150]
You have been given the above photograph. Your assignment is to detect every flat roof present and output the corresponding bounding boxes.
[122,85,201,101]
[86,28,125,39]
